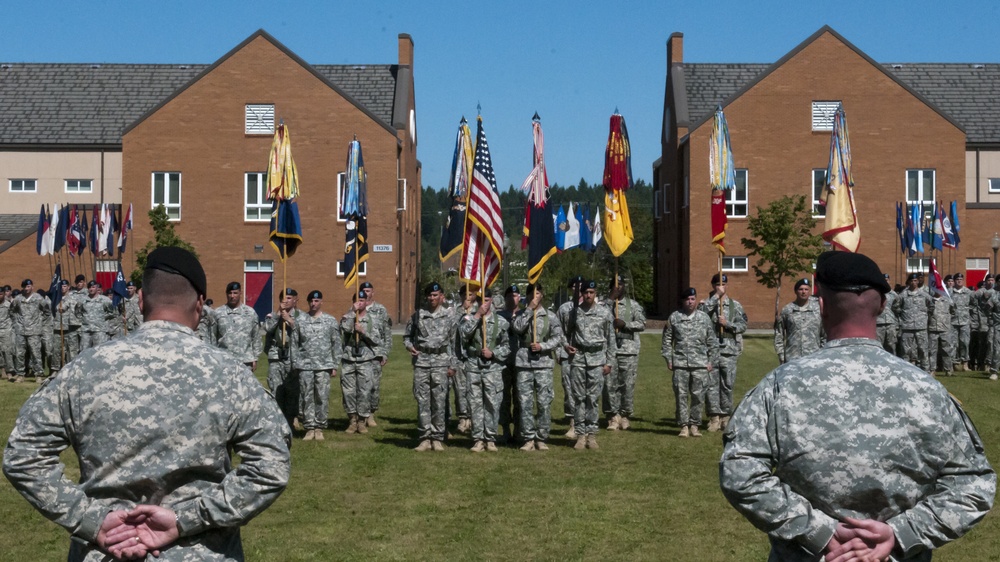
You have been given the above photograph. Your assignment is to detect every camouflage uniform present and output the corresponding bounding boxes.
[700,295,747,418]
[263,308,302,427]
[2,320,291,562]
[79,293,115,350]
[988,291,1000,377]
[0,297,14,375]
[876,290,899,355]
[11,292,48,377]
[123,293,143,334]
[212,303,262,366]
[50,294,82,373]
[603,296,646,421]
[971,286,994,370]
[291,312,342,432]
[894,287,934,371]
[661,309,718,428]
[951,285,973,366]
[459,310,510,444]
[341,308,389,422]
[928,296,955,374]
[567,304,615,436]
[404,305,457,443]
[497,305,521,439]
[448,304,472,428]
[555,300,578,418]
[511,307,564,443]
[720,338,995,562]
[197,304,215,344]
[775,297,823,363]
[365,301,393,414]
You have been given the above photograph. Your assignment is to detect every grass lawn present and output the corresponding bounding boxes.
[1,335,998,560]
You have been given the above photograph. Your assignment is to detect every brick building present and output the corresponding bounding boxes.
[654,26,1000,326]
[1,29,420,323]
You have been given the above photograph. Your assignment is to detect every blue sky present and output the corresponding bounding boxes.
[7,1,1000,191]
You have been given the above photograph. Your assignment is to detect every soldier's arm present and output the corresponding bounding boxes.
[402,314,416,352]
[493,318,511,363]
[660,320,674,365]
[706,316,721,365]
[624,301,646,332]
[729,303,749,335]
[539,315,564,352]
[329,318,342,372]
[251,317,262,358]
[774,311,786,360]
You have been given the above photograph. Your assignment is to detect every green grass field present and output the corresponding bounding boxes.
[1,335,998,560]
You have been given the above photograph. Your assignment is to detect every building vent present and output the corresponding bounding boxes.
[0,64,11,70]
[972,64,986,70]
[90,64,102,69]
[891,64,904,70]
[812,101,841,131]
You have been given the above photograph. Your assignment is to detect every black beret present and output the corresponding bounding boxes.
[944,275,953,282]
[126,281,136,287]
[985,274,994,281]
[60,280,69,286]
[608,274,626,289]
[425,282,443,295]
[357,289,367,300]
[308,290,322,300]
[583,279,597,290]
[284,288,298,296]
[566,275,584,288]
[226,281,241,292]
[526,282,542,297]
[504,284,519,296]
[680,287,696,299]
[1,285,10,291]
[794,278,811,290]
[906,273,919,282]
[360,281,374,290]
[21,279,32,287]
[74,274,86,283]
[146,246,207,297]
[87,280,97,288]
[711,273,728,285]
[954,272,965,278]
[815,251,891,294]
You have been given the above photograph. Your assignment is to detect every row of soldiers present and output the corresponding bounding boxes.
[404,274,647,452]
[0,275,141,383]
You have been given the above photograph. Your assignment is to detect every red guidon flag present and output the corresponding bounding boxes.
[711,189,728,254]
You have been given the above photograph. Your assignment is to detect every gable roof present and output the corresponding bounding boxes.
[0,29,403,146]
[678,26,996,141]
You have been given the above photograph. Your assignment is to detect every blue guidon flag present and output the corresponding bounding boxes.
[267,124,303,261]
[342,139,369,288]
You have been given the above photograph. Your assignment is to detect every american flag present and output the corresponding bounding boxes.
[459,116,504,288]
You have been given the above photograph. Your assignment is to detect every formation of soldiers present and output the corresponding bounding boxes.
[0,275,141,383]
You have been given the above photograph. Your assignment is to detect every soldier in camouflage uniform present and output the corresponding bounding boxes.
[361,281,392,427]
[950,273,973,371]
[341,289,389,434]
[700,274,747,432]
[556,275,584,438]
[448,287,476,435]
[721,251,995,562]
[972,275,995,372]
[263,289,302,429]
[11,279,48,381]
[459,289,510,452]
[894,272,934,372]
[123,282,143,334]
[566,279,615,450]
[49,281,81,376]
[987,288,1000,380]
[663,287,719,438]
[602,276,646,431]
[876,274,899,355]
[212,281,262,369]
[197,299,215,344]
[79,281,115,351]
[497,284,522,443]
[404,282,458,452]
[0,285,14,379]
[511,283,564,451]
[292,290,342,441]
[775,278,824,364]
[928,288,956,375]
[2,246,291,562]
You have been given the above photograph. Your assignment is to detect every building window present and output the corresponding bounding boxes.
[989,178,1000,193]
[336,260,367,278]
[244,260,274,272]
[245,172,269,221]
[812,169,827,217]
[906,169,935,221]
[722,256,748,272]
[906,257,930,273]
[662,183,671,215]
[245,104,274,135]
[726,170,748,217]
[152,172,181,220]
[812,101,840,131]
[654,191,662,220]
[10,179,37,192]
[682,176,689,209]
[65,179,93,193]
[336,172,348,222]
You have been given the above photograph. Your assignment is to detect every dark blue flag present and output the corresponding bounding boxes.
[268,199,303,261]
[252,273,274,323]
[48,264,63,314]
[111,262,129,307]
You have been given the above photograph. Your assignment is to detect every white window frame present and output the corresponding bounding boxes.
[65,179,93,193]
[989,178,1000,193]
[812,101,841,131]
[10,179,37,193]
[336,172,348,222]
[722,256,748,272]
[244,260,274,272]
[336,260,367,277]
[967,258,990,271]
[662,183,671,215]
[245,104,275,135]
[906,257,930,274]
[726,169,748,218]
[906,169,935,224]
[811,169,827,218]
[397,178,408,212]
[654,191,662,220]
[151,172,181,221]
[245,172,269,222]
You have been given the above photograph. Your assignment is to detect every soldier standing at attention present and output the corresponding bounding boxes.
[123,282,143,334]
[79,281,115,351]
[972,275,995,372]
[197,298,215,343]
[12,279,51,381]
[566,279,615,451]
[212,281,262,370]
[511,283,563,451]
[894,272,934,373]
[2,246,291,561]
[950,273,973,371]
[876,274,900,355]
[360,281,392,427]
[721,251,994,562]
[602,275,646,431]
[404,282,457,452]
[50,280,80,377]
[986,286,1000,381]
[459,289,510,452]
[556,275,584,439]
[774,278,824,364]
[928,286,956,376]
[663,287,718,438]
[264,288,302,430]
[700,274,747,433]
[448,286,477,435]
[0,285,14,380]
[341,289,389,434]
[497,284,522,443]
[291,290,341,441]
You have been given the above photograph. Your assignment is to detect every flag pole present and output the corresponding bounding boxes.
[354,227,360,348]
[479,251,486,350]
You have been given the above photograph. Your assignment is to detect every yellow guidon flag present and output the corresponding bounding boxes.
[602,112,634,257]
[821,105,860,253]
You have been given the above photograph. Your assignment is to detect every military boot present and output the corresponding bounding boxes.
[303,429,315,441]
[366,414,378,427]
[471,440,486,453]
[520,440,536,451]
[607,415,620,431]
[314,429,324,441]
[345,414,359,434]
[586,434,599,450]
[357,417,369,434]
[720,416,731,431]
[535,440,549,451]
[565,419,576,439]
[414,439,433,452]
[707,416,722,432]
[431,440,446,451]
[574,435,587,450]
[678,426,690,438]
[486,441,499,452]
[689,425,702,437]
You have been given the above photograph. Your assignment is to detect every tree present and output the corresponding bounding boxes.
[129,205,199,285]
[740,195,823,320]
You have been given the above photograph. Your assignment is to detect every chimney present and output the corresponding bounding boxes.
[667,32,683,66]
[398,33,413,68]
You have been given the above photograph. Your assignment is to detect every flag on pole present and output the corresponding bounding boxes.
[77,207,89,257]
[709,106,736,254]
[821,104,860,252]
[931,202,945,251]
[111,262,129,307]
[54,204,69,254]
[576,202,593,252]
[459,115,504,288]
[67,206,81,257]
[440,118,474,262]
[46,203,61,256]
[602,112,634,257]
[36,205,51,256]
[563,202,581,251]
[48,264,63,314]
[554,205,567,251]
[117,203,133,254]
[104,204,117,258]
[949,200,961,248]
[910,203,922,253]
[592,207,603,248]
[896,202,905,254]
[520,116,557,284]
[89,205,100,255]
[928,258,951,300]
[267,123,303,261]
[341,139,369,288]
